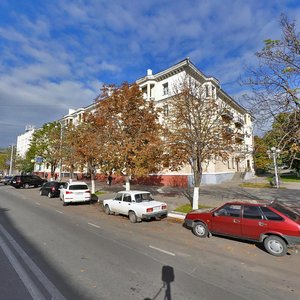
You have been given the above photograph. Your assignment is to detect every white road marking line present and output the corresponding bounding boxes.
[88,222,101,229]
[0,234,46,300]
[0,224,66,300]
[56,210,64,214]
[35,202,41,205]
[149,245,176,256]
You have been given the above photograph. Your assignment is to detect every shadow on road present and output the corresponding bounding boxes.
[144,265,175,300]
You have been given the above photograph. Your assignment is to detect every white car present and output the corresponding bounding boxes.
[60,181,91,206]
[103,190,168,223]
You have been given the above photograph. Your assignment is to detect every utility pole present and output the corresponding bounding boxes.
[9,145,14,176]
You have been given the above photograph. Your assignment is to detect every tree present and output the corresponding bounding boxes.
[243,14,300,158]
[164,75,235,209]
[95,82,165,190]
[31,122,62,178]
[71,113,105,193]
[253,136,270,174]
[0,148,10,174]
[14,146,35,174]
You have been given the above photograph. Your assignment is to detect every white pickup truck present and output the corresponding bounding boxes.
[103,190,168,223]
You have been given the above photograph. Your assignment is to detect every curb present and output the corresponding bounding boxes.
[167,211,186,220]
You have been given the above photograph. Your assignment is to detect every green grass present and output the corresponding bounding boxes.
[94,190,106,196]
[174,204,213,214]
[280,174,300,182]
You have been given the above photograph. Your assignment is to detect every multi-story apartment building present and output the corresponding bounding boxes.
[135,58,254,186]
[18,58,254,186]
[16,125,35,158]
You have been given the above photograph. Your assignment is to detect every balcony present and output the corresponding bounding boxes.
[234,117,244,127]
[221,110,234,121]
[235,133,245,143]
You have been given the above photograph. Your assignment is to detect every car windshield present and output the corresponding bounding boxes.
[69,185,88,190]
[272,203,299,221]
[135,193,153,203]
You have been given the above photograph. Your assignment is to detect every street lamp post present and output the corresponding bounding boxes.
[9,145,14,176]
[59,122,63,181]
[267,147,281,188]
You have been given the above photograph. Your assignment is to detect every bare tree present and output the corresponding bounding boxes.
[165,75,235,208]
[243,14,300,167]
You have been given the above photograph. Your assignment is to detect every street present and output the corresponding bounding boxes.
[0,184,300,300]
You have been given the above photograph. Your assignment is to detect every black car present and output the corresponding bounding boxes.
[10,175,47,189]
[0,175,13,185]
[39,181,65,198]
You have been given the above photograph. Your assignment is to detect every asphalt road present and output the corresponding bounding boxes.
[0,184,300,300]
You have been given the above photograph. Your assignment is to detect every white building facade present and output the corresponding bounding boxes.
[16,125,35,158]
[19,58,254,186]
[136,58,254,186]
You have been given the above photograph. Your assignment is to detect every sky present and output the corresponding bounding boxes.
[0,0,299,148]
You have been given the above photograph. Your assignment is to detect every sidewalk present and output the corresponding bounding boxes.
[92,176,300,217]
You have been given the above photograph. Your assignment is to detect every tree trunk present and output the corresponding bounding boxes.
[125,176,130,191]
[192,157,202,210]
[192,186,199,210]
[91,172,95,194]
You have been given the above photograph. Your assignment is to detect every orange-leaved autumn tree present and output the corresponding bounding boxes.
[164,75,235,209]
[72,112,107,193]
[95,82,165,190]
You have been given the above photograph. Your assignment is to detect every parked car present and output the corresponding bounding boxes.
[39,181,66,198]
[184,201,300,256]
[0,175,13,185]
[103,190,168,223]
[10,175,47,189]
[59,181,91,206]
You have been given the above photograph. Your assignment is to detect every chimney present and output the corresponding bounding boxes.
[147,69,152,76]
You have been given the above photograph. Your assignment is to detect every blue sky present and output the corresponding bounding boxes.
[0,0,299,148]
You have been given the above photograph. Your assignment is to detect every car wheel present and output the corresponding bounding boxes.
[23,183,29,189]
[192,222,208,238]
[48,192,52,198]
[104,205,111,215]
[264,235,287,256]
[128,211,137,223]
[62,197,68,206]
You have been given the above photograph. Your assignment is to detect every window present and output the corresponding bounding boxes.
[216,204,241,217]
[261,207,283,221]
[212,85,216,98]
[205,85,209,97]
[114,193,123,201]
[271,203,298,221]
[163,83,169,95]
[69,184,88,190]
[163,104,169,116]
[243,206,263,219]
[123,194,132,203]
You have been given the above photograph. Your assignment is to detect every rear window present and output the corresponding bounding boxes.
[135,193,153,203]
[69,184,88,190]
[271,203,298,221]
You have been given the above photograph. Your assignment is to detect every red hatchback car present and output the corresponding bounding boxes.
[184,201,300,256]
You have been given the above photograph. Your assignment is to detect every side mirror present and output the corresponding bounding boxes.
[213,211,218,217]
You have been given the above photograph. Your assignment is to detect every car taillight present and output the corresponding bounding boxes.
[162,205,167,210]
[66,191,73,194]
[146,208,153,212]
